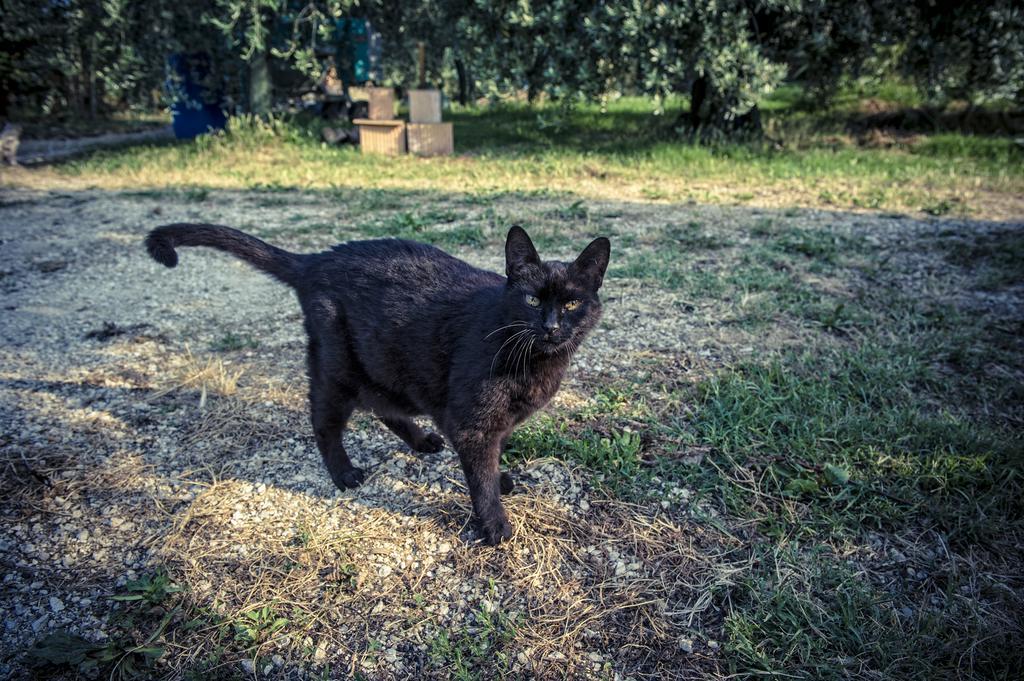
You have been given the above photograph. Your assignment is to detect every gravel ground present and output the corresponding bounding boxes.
[0,187,1018,679]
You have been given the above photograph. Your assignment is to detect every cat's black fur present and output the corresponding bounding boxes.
[145,223,610,545]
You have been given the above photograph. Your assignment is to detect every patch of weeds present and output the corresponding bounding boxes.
[428,607,518,680]
[665,221,731,250]
[232,604,289,648]
[183,187,209,203]
[749,222,863,268]
[608,250,725,294]
[248,181,292,193]
[360,209,456,237]
[255,195,291,207]
[355,209,487,248]
[459,192,497,206]
[749,217,778,237]
[348,188,419,211]
[851,187,887,209]
[27,571,182,678]
[814,301,852,334]
[938,229,1024,290]
[921,197,955,216]
[506,385,655,492]
[437,224,488,247]
[324,562,360,591]
[481,206,515,232]
[773,227,844,262]
[121,189,174,200]
[25,620,172,680]
[818,189,843,205]
[641,186,671,200]
[290,524,314,548]
[508,418,644,485]
[549,199,589,221]
[111,571,183,606]
[209,332,259,352]
[724,547,894,679]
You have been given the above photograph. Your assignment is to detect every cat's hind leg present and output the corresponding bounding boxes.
[309,347,363,490]
[380,416,445,453]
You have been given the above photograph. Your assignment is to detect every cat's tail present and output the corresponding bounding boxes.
[145,223,300,287]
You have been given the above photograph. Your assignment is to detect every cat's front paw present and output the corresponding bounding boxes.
[478,513,513,546]
[415,432,445,454]
[330,466,365,490]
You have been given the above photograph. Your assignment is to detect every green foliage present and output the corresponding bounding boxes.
[900,1,1024,105]
[428,606,518,680]
[233,605,289,647]
[110,571,183,606]
[210,332,260,352]
[4,0,1021,130]
[0,0,229,117]
[25,630,166,678]
[26,607,177,679]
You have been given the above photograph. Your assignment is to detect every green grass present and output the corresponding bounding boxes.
[209,332,260,352]
[427,606,519,680]
[493,202,1022,678]
[10,92,1021,218]
[354,208,488,248]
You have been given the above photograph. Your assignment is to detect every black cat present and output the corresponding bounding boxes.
[145,223,610,545]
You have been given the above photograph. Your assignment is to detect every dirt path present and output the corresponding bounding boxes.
[13,126,175,165]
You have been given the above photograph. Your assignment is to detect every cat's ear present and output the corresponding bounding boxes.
[570,237,611,291]
[505,225,541,281]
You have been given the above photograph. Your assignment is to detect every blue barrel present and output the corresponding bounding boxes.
[334,19,379,84]
[166,53,228,140]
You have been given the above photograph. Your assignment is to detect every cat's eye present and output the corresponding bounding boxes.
[564,300,582,311]
[526,295,541,307]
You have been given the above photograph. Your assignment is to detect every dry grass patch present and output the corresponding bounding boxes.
[150,347,246,408]
[156,458,735,679]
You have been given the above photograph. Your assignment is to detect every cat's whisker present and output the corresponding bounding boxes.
[490,329,531,378]
[484,322,528,340]
[525,336,536,379]
[511,331,531,384]
[561,335,582,361]
[509,332,528,382]
[522,337,536,382]
[518,335,533,383]
[492,329,530,375]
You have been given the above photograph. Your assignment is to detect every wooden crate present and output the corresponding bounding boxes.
[353,119,406,155]
[407,122,453,156]
[366,87,395,120]
[408,89,442,123]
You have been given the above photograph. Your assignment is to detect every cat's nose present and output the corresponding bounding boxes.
[543,320,560,333]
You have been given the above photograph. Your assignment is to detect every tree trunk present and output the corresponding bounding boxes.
[526,52,548,104]
[689,76,708,129]
[455,58,469,106]
[686,75,763,138]
[249,49,272,115]
[81,38,96,119]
